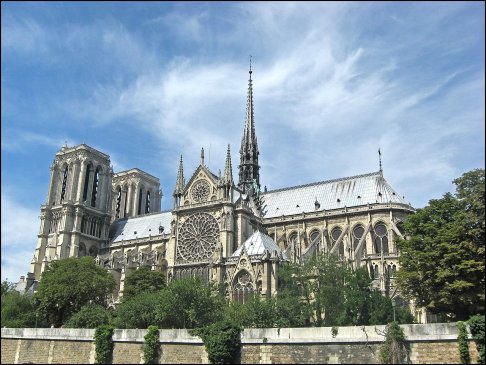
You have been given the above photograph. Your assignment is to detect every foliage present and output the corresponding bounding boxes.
[278,254,407,326]
[379,322,407,364]
[114,278,224,329]
[112,290,162,329]
[1,280,16,296]
[154,278,225,329]
[94,324,114,364]
[143,325,160,364]
[64,304,113,328]
[191,319,242,364]
[34,257,116,327]
[468,315,485,364]
[396,169,485,320]
[122,267,166,300]
[1,288,37,328]
[458,321,471,364]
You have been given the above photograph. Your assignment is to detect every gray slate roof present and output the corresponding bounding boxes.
[110,211,172,243]
[232,230,288,260]
[262,171,407,218]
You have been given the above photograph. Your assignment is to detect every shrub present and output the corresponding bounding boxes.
[458,321,471,364]
[94,325,114,364]
[143,325,160,364]
[64,304,112,328]
[468,315,485,364]
[379,322,407,364]
[191,319,242,364]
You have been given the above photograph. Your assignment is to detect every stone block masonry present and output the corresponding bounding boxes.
[1,323,479,364]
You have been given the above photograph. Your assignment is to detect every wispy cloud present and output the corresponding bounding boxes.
[1,193,39,282]
[1,2,484,281]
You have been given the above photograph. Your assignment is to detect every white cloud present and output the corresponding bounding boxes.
[1,193,39,282]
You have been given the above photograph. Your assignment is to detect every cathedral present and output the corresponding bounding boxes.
[24,66,415,309]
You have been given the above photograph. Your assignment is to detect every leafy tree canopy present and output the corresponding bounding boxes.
[64,304,113,328]
[396,169,485,320]
[114,277,225,329]
[34,256,116,327]
[1,286,37,328]
[279,253,411,326]
[122,267,166,300]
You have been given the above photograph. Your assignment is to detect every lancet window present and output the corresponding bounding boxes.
[60,165,69,203]
[232,270,254,304]
[91,167,100,207]
[331,227,344,257]
[373,223,389,254]
[353,225,366,258]
[145,190,151,213]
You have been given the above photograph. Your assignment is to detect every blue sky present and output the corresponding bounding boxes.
[1,2,484,282]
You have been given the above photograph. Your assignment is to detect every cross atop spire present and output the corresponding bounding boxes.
[249,54,252,76]
[200,147,205,166]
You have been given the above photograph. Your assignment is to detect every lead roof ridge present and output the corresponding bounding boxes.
[263,171,382,195]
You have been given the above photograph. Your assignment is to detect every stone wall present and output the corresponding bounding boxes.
[1,323,479,364]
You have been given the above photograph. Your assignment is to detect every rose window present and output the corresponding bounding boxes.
[176,213,219,263]
[191,180,210,203]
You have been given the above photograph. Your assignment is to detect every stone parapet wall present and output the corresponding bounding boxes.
[1,323,479,364]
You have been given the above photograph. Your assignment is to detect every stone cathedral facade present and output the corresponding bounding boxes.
[26,67,414,309]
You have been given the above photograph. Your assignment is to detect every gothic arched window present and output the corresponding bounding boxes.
[60,165,69,203]
[232,270,253,304]
[115,186,122,219]
[138,188,143,215]
[373,223,389,254]
[91,167,100,207]
[331,227,344,257]
[82,163,93,203]
[145,190,151,214]
[353,225,366,258]
[309,229,321,249]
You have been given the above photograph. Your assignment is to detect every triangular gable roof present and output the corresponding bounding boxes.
[232,230,288,260]
[262,171,410,218]
[182,164,219,195]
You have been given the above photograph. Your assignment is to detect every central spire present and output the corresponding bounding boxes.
[238,58,260,193]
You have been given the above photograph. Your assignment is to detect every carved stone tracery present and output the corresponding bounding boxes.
[176,212,219,263]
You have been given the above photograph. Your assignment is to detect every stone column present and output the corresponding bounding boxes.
[96,171,105,210]
[133,183,141,216]
[69,161,80,202]
[47,164,58,206]
[126,183,133,217]
[76,159,88,203]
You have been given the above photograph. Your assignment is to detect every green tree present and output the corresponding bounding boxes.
[279,254,409,326]
[156,278,225,329]
[122,267,166,300]
[396,169,485,320]
[1,288,37,328]
[1,280,16,296]
[113,291,162,329]
[114,278,225,329]
[64,304,113,328]
[34,256,116,327]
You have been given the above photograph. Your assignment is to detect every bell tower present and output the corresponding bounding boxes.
[30,144,113,280]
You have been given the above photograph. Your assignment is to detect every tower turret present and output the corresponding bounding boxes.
[173,155,185,208]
